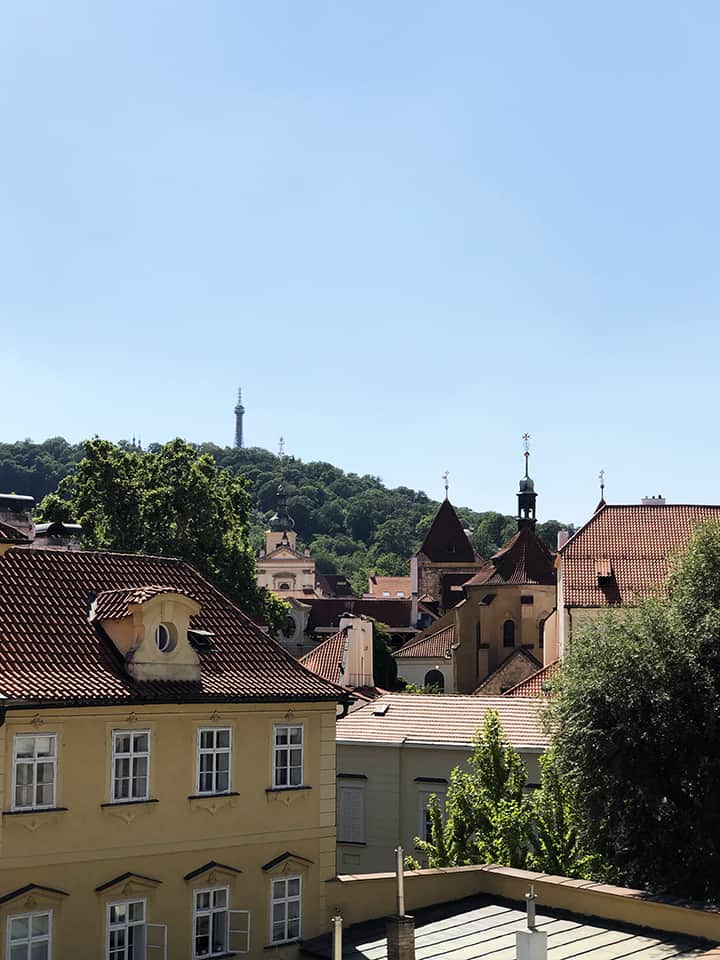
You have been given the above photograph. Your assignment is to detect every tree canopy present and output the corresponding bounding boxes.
[551,520,720,900]
[37,438,288,633]
[1,437,573,594]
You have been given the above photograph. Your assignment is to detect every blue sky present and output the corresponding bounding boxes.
[2,1,718,525]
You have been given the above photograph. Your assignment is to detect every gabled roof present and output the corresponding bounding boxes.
[416,500,477,564]
[394,624,455,659]
[0,520,30,544]
[559,504,720,607]
[299,630,348,685]
[92,585,186,621]
[0,548,347,705]
[465,527,555,587]
[472,648,542,695]
[336,692,549,750]
[503,661,560,697]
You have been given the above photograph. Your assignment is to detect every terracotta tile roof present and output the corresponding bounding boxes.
[560,504,720,607]
[0,521,30,544]
[299,630,348,685]
[367,576,412,599]
[92,585,183,621]
[503,661,560,697]
[472,648,542,695]
[0,548,347,705]
[336,692,549,749]
[394,624,455,659]
[305,598,414,631]
[416,500,478,564]
[466,527,555,587]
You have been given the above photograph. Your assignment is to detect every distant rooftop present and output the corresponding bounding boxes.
[301,893,714,960]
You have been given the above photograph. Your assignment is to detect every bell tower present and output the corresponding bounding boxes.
[234,388,245,449]
[517,433,537,530]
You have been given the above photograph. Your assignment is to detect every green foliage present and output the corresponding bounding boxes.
[412,710,531,868]
[1,437,572,591]
[37,438,288,633]
[551,520,720,900]
[372,621,398,690]
[395,678,444,694]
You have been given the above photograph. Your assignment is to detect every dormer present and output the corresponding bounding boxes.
[90,585,202,683]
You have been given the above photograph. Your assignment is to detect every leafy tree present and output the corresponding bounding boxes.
[410,710,531,868]
[551,521,720,900]
[371,620,398,689]
[38,438,288,633]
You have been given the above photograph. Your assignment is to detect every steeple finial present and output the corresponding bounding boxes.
[517,433,537,531]
[442,470,449,500]
[599,468,605,499]
[522,432,530,478]
[234,387,245,449]
[278,436,285,460]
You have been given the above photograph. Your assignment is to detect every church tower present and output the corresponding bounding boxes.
[517,433,538,530]
[234,388,245,448]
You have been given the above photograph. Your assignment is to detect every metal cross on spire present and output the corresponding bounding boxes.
[599,468,605,498]
[278,436,285,460]
[522,433,531,478]
[442,470,449,500]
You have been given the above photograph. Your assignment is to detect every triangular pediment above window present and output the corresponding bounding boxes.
[95,872,162,897]
[261,851,314,876]
[183,861,243,885]
[0,884,68,909]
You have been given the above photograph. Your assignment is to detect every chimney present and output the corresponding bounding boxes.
[30,521,83,551]
[386,847,415,960]
[516,885,547,960]
[339,614,374,689]
[557,529,570,550]
[0,493,35,539]
[641,495,666,505]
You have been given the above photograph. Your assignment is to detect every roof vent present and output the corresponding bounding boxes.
[641,495,666,505]
[372,703,389,716]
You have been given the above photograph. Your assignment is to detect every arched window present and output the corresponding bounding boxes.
[503,620,515,648]
[424,669,445,692]
[278,582,290,591]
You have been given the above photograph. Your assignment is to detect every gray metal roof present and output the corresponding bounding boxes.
[301,896,714,960]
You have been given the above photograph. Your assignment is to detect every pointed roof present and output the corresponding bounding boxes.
[394,623,455,659]
[299,630,348,685]
[465,526,555,587]
[417,500,477,564]
[472,647,542,696]
[502,660,560,697]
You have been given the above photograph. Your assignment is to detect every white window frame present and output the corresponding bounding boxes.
[418,787,446,843]
[106,898,146,960]
[196,728,232,796]
[111,730,151,803]
[192,886,230,960]
[270,876,302,944]
[11,733,57,812]
[272,724,304,789]
[337,784,365,843]
[7,908,52,960]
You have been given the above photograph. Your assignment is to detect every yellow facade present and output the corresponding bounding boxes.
[0,700,337,960]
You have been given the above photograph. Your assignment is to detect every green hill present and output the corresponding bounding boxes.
[0,438,573,594]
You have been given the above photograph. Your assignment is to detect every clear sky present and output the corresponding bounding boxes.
[2,1,719,525]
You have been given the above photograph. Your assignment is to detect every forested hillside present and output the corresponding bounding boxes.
[0,438,573,594]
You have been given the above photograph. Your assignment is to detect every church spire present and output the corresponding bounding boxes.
[234,387,245,449]
[517,433,537,531]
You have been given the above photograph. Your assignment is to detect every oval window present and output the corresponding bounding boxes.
[155,623,174,653]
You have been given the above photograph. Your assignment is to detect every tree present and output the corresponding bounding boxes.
[551,521,720,901]
[410,710,531,868]
[38,438,288,633]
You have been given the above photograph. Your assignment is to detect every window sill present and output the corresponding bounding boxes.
[100,798,159,807]
[337,840,366,846]
[265,785,311,793]
[4,806,68,817]
[188,791,240,800]
[265,939,301,950]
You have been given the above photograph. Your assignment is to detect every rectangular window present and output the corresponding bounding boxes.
[197,728,232,795]
[418,789,446,842]
[273,725,303,788]
[193,887,228,959]
[8,910,51,960]
[106,900,146,960]
[270,876,301,944]
[13,734,57,811]
[337,785,365,843]
[112,731,150,802]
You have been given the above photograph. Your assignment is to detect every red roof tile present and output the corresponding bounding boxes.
[0,548,347,705]
[394,624,455,659]
[472,648,542,695]
[367,576,411,599]
[560,504,720,607]
[92,585,184,621]
[336,692,549,749]
[466,527,555,587]
[416,500,478,564]
[299,631,347,685]
[502,661,560,698]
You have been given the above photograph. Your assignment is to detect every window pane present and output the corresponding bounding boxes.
[289,766,302,786]
[37,782,54,806]
[31,944,49,960]
[272,921,286,942]
[128,922,146,959]
[199,771,213,793]
[217,730,230,749]
[275,728,288,745]
[289,728,302,744]
[213,888,227,908]
[212,911,228,951]
[9,916,29,939]
[288,918,300,939]
[272,903,285,923]
[288,900,300,920]
[216,771,229,792]
[115,734,131,753]
[16,763,33,785]
[200,730,214,749]
[36,762,54,785]
[133,733,148,752]
[216,752,229,772]
[10,946,26,960]
[200,754,213,772]
[133,777,147,798]
[16,736,36,758]
[115,757,130,779]
[288,878,300,897]
[129,901,144,922]
[133,756,148,779]
[196,892,211,911]
[273,879,286,898]
[35,737,55,757]
[31,915,50,937]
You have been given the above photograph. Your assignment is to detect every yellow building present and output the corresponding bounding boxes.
[0,545,347,960]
